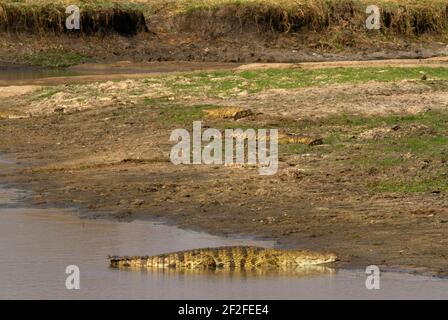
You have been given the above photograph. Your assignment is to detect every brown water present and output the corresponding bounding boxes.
[0,66,79,82]
[1,185,448,300]
[0,62,239,86]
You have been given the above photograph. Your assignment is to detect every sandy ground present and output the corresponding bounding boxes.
[0,59,447,277]
[0,85,40,98]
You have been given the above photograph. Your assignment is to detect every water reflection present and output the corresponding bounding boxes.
[111,265,336,279]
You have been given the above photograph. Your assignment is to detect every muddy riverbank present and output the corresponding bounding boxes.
[2,30,448,69]
[2,182,447,299]
[1,59,448,278]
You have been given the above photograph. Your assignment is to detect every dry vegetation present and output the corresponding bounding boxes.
[2,0,448,36]
[0,0,147,35]
[164,0,448,36]
[1,0,448,66]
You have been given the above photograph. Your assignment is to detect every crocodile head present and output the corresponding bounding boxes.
[292,250,338,267]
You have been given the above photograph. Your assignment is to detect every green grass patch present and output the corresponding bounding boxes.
[340,111,448,193]
[159,67,448,98]
[158,104,220,125]
[33,88,60,100]
[381,135,448,157]
[370,175,448,192]
[376,155,404,167]
[320,109,448,132]
[267,109,448,193]
[279,143,312,155]
[236,67,448,91]
[25,49,89,68]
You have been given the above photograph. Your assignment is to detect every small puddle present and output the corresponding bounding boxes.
[0,66,80,82]
[0,62,240,86]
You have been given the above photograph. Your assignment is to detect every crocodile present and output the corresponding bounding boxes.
[203,107,253,120]
[109,246,337,271]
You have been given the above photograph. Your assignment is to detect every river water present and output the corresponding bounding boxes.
[0,62,239,86]
[1,183,448,300]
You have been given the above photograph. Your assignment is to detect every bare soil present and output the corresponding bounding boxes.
[1,28,448,68]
